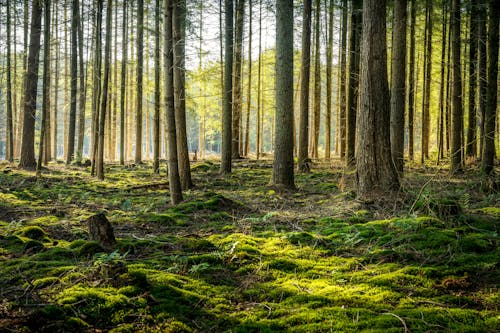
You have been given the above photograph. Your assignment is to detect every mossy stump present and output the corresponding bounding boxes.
[87,214,116,251]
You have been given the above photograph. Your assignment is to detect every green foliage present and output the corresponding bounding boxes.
[16,225,48,240]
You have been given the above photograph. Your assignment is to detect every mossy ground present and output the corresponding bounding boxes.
[0,159,498,332]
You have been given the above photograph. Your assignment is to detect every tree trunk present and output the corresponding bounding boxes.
[221,0,234,173]
[232,0,245,159]
[481,0,499,174]
[37,0,51,173]
[298,0,312,172]
[96,0,111,180]
[465,1,478,159]
[52,4,59,160]
[338,0,347,159]
[119,0,127,165]
[19,0,43,170]
[311,0,321,159]
[244,0,252,157]
[90,0,102,175]
[135,0,144,164]
[76,0,86,162]
[153,0,161,173]
[324,0,334,160]
[390,0,407,174]
[164,0,183,204]
[256,0,263,159]
[356,0,399,198]
[408,0,416,161]
[6,0,14,162]
[450,0,462,174]
[477,0,487,160]
[437,0,448,161]
[421,0,432,162]
[66,0,78,164]
[273,0,295,189]
[346,0,362,166]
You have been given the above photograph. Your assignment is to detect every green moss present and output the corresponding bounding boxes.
[16,226,48,240]
[149,212,188,225]
[23,240,46,253]
[33,276,60,288]
[77,241,105,257]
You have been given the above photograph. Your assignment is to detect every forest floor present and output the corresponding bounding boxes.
[0,158,498,332]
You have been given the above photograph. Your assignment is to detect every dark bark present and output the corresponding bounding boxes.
[390,0,407,174]
[450,0,463,174]
[477,0,487,160]
[91,0,103,175]
[325,0,334,160]
[76,0,86,162]
[135,0,144,163]
[120,0,127,165]
[311,0,321,159]
[221,0,234,173]
[66,0,79,164]
[298,0,312,172]
[273,0,295,189]
[408,0,416,161]
[339,0,348,159]
[356,0,399,197]
[87,214,116,251]
[19,0,43,169]
[244,0,252,157]
[438,0,448,161]
[153,0,161,174]
[421,0,432,162]
[232,0,245,159]
[6,0,14,162]
[466,1,478,158]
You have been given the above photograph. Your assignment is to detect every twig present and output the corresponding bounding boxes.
[383,312,410,333]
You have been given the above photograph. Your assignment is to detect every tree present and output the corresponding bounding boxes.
[421,0,432,163]
[338,0,347,159]
[91,0,103,175]
[325,0,334,160]
[153,0,161,174]
[477,0,487,159]
[390,0,407,174]
[76,0,86,163]
[232,0,245,159]
[356,0,399,197]
[297,0,312,172]
[120,0,128,165]
[273,0,294,189]
[437,0,448,161]
[6,0,14,162]
[243,0,252,157]
[164,0,183,204]
[481,0,499,175]
[465,1,478,158]
[135,0,144,164]
[346,0,362,166]
[66,0,79,164]
[450,0,462,174]
[221,0,234,174]
[19,0,43,170]
[173,0,193,189]
[311,0,321,159]
[407,0,416,160]
[96,0,112,180]
[37,0,51,173]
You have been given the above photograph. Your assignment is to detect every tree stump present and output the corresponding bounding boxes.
[87,213,116,251]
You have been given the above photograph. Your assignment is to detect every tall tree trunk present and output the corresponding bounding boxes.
[256,0,262,159]
[6,0,14,162]
[339,0,347,159]
[91,0,103,175]
[232,0,245,159]
[421,0,432,162]
[76,0,86,162]
[244,0,252,157]
[311,0,321,159]
[477,0,487,160]
[445,0,452,154]
[273,0,295,189]
[466,1,478,159]
[221,0,234,173]
[19,0,43,169]
[37,0,51,173]
[390,0,407,174]
[120,0,127,165]
[325,0,334,160]
[298,0,312,172]
[153,0,161,173]
[164,0,183,203]
[66,0,78,164]
[450,0,463,174]
[96,0,112,180]
[408,0,416,161]
[481,0,499,174]
[135,0,144,163]
[346,0,362,166]
[437,0,448,161]
[356,0,399,197]
[173,0,192,188]
[52,4,59,159]
[16,0,30,159]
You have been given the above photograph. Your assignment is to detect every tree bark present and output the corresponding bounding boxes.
[465,1,478,159]
[477,0,487,160]
[6,0,14,162]
[91,0,103,175]
[481,0,499,175]
[135,0,144,164]
[273,0,295,189]
[450,0,463,174]
[408,0,416,161]
[120,0,127,165]
[232,0,245,159]
[66,0,78,164]
[76,0,86,162]
[421,0,432,162]
[153,0,161,173]
[244,0,252,157]
[390,0,407,174]
[298,0,312,172]
[19,0,43,170]
[356,0,399,198]
[325,0,334,160]
[221,0,234,173]
[339,0,348,159]
[311,0,321,159]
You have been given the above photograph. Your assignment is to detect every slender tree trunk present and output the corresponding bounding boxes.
[256,0,263,159]
[173,0,192,188]
[298,0,312,171]
[325,0,334,160]
[135,0,144,163]
[221,0,234,173]
[96,0,112,180]
[408,0,416,161]
[232,0,245,159]
[91,0,102,175]
[76,0,86,162]
[421,0,432,162]
[311,0,321,159]
[450,0,463,174]
[445,0,452,154]
[37,0,51,173]
[356,0,399,197]
[16,0,30,159]
[153,0,161,173]
[339,0,347,159]
[66,0,78,164]
[273,0,295,189]
[19,0,43,169]
[477,0,487,160]
[438,0,448,161]
[164,0,183,203]
[53,4,59,159]
[481,0,499,174]
[6,0,14,162]
[346,0,362,166]
[466,1,478,159]
[244,0,252,157]
[120,0,127,165]
[390,0,407,174]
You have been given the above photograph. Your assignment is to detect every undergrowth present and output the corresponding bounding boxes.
[0,160,498,332]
